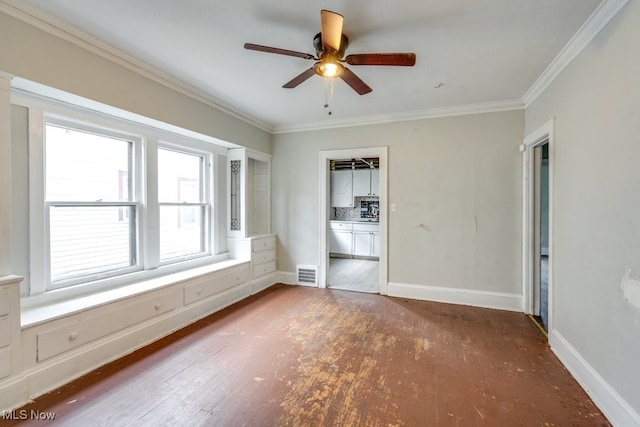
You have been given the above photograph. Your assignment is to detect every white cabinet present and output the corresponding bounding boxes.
[352,231,371,256]
[0,276,22,381]
[352,169,370,197]
[330,222,379,259]
[372,232,381,257]
[371,169,379,196]
[251,235,276,280]
[227,234,277,294]
[352,169,379,197]
[352,223,380,258]
[329,222,353,255]
[330,170,353,207]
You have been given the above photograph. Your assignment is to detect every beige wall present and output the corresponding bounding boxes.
[0,11,271,153]
[526,0,640,414]
[273,110,524,295]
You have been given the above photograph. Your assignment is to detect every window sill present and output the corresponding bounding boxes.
[21,258,249,328]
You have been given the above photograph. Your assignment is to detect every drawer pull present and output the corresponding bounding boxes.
[68,332,78,341]
[154,304,161,310]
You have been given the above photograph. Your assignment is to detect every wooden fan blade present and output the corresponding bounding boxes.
[321,10,344,52]
[283,68,316,88]
[244,43,314,60]
[340,68,372,95]
[345,53,416,66]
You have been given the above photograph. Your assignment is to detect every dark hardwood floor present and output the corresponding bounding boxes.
[5,284,609,426]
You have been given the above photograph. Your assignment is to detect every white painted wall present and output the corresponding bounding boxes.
[273,110,524,298]
[525,0,640,421]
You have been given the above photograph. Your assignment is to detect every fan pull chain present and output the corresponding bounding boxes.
[324,77,334,116]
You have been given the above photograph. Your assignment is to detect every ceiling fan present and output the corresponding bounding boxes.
[244,10,416,95]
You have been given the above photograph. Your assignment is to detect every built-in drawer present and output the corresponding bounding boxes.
[353,223,379,233]
[253,261,276,279]
[0,317,9,348]
[0,346,10,380]
[183,263,250,306]
[330,222,353,231]
[0,287,9,317]
[37,289,179,362]
[252,235,276,253]
[253,249,276,265]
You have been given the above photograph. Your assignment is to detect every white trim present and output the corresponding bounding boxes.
[11,80,238,152]
[550,330,640,427]
[0,72,12,276]
[522,119,554,333]
[277,271,298,286]
[319,147,388,295]
[0,0,272,133]
[274,99,524,134]
[387,282,522,312]
[522,0,630,107]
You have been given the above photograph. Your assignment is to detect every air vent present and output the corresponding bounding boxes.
[297,265,318,285]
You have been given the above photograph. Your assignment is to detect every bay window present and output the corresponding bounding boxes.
[19,93,225,300]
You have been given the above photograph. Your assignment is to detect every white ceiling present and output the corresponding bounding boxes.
[14,0,603,133]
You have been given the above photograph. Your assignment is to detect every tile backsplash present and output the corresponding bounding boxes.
[332,197,379,221]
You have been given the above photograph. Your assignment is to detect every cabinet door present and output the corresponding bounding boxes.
[330,230,353,254]
[353,232,371,256]
[371,232,381,257]
[352,169,371,197]
[330,170,353,207]
[370,169,379,196]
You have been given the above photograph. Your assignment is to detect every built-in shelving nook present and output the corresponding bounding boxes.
[227,148,271,238]
[226,148,276,295]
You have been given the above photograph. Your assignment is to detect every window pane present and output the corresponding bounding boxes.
[158,149,202,203]
[46,124,132,202]
[50,206,135,282]
[159,205,205,260]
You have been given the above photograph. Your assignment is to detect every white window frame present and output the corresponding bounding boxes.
[43,116,144,290]
[16,91,227,303]
[157,142,213,265]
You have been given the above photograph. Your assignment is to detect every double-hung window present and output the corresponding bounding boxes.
[18,91,224,301]
[158,147,210,262]
[44,120,141,289]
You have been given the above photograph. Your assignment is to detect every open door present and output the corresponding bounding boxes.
[532,142,549,330]
[523,119,554,334]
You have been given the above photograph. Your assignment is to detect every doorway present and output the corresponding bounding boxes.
[532,142,549,330]
[328,157,380,293]
[523,119,554,334]
[319,147,388,294]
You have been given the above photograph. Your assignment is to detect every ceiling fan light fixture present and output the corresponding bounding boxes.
[315,61,344,78]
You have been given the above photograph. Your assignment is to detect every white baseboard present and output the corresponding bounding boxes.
[387,281,523,312]
[251,273,277,294]
[277,271,299,286]
[549,330,640,427]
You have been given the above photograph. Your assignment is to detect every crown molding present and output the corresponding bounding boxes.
[522,0,629,107]
[0,0,274,133]
[272,99,525,134]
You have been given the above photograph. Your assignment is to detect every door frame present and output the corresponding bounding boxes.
[522,119,554,331]
[319,147,388,294]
